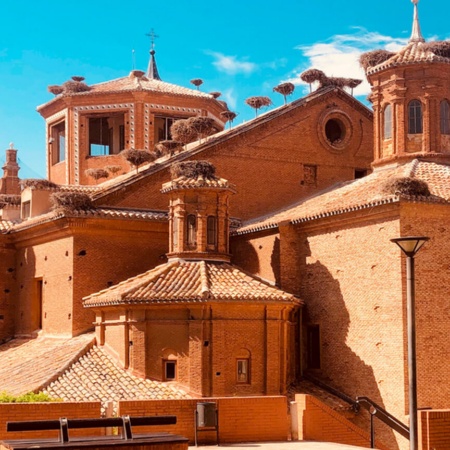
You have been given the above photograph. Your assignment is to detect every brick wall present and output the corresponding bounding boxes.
[99,89,373,221]
[0,402,101,441]
[118,396,288,445]
[418,409,450,450]
[0,241,16,342]
[294,394,384,449]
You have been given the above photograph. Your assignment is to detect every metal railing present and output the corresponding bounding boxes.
[356,396,409,448]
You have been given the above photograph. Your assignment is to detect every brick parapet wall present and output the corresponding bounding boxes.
[0,402,102,441]
[118,396,289,445]
[294,394,390,449]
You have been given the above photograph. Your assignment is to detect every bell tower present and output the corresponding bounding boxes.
[161,161,235,262]
[363,0,450,168]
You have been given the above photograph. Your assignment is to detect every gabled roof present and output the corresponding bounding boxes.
[90,86,372,203]
[83,260,302,307]
[234,159,450,235]
[161,175,236,193]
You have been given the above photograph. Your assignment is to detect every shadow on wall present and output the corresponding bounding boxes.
[299,240,400,449]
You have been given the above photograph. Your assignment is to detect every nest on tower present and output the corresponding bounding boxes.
[170,161,217,180]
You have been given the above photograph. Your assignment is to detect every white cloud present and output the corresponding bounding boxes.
[207,51,256,75]
[221,87,237,110]
[289,28,408,97]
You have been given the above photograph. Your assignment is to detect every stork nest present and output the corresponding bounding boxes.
[382,177,430,197]
[20,179,59,190]
[245,96,272,109]
[220,111,237,122]
[51,192,94,213]
[273,82,295,97]
[120,149,157,168]
[359,50,395,71]
[85,168,109,181]
[0,195,21,207]
[423,40,450,58]
[171,161,217,180]
[155,140,182,156]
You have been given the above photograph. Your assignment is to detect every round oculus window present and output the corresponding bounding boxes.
[317,110,353,152]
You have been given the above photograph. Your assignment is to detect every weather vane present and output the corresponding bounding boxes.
[146,28,159,51]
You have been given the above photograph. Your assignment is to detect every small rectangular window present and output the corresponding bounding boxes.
[164,361,177,381]
[236,359,250,384]
[21,201,31,219]
[207,216,217,247]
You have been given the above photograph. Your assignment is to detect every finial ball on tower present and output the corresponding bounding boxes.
[9,142,14,149]
[411,0,419,5]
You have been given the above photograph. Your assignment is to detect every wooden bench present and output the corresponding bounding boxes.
[1,415,189,450]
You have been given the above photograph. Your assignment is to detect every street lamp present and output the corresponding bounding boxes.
[390,236,429,450]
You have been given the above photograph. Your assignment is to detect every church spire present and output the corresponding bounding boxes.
[410,0,425,43]
[146,29,162,80]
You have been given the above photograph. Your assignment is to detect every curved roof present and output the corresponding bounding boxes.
[84,260,302,307]
[367,41,450,75]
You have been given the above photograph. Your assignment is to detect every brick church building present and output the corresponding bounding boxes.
[0,1,449,448]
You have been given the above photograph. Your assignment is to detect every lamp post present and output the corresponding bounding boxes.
[390,236,429,450]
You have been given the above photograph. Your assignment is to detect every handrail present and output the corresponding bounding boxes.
[303,373,359,412]
[356,396,409,441]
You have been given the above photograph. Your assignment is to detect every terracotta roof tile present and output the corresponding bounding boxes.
[61,73,215,100]
[235,159,450,235]
[84,260,301,307]
[368,41,450,75]
[7,207,168,233]
[0,334,95,395]
[43,345,191,410]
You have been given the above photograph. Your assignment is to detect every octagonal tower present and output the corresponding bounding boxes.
[364,0,450,168]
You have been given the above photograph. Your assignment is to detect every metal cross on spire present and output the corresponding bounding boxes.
[145,28,162,80]
[146,29,159,51]
[410,0,425,43]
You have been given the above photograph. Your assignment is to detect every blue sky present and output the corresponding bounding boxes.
[0,0,447,179]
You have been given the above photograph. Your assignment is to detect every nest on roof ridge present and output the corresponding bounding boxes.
[0,194,21,207]
[170,161,217,181]
[382,177,431,197]
[50,192,94,214]
[21,179,59,190]
[359,50,395,71]
[423,40,450,59]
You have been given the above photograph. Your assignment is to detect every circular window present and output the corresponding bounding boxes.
[325,119,346,144]
[318,109,353,152]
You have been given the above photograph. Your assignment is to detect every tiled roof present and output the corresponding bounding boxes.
[43,345,191,408]
[82,72,213,99]
[7,207,168,233]
[0,334,95,395]
[0,220,14,232]
[235,159,450,235]
[367,41,450,75]
[161,176,236,193]
[84,260,302,307]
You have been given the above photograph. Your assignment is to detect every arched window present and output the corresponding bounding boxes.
[408,100,423,134]
[384,104,392,139]
[441,100,450,135]
[186,214,197,247]
[207,216,217,247]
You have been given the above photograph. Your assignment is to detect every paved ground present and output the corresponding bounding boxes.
[191,442,368,449]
